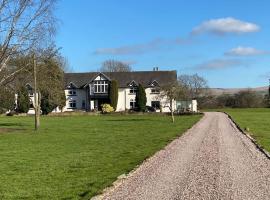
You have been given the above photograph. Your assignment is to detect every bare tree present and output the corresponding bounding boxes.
[100,59,132,72]
[160,81,185,123]
[0,0,57,86]
[178,74,208,99]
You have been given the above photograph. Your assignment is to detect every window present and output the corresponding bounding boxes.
[67,90,76,96]
[130,99,136,109]
[151,101,160,109]
[94,81,108,93]
[129,87,137,94]
[151,88,160,94]
[68,100,76,108]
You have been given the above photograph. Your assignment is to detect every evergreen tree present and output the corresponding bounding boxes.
[17,86,30,113]
[268,80,270,107]
[40,92,57,115]
[109,80,118,110]
[136,84,147,112]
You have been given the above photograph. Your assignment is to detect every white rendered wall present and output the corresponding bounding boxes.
[62,89,87,112]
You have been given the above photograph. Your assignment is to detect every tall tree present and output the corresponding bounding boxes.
[0,0,57,87]
[135,84,147,112]
[178,74,208,99]
[100,59,132,72]
[109,80,118,110]
[268,79,270,107]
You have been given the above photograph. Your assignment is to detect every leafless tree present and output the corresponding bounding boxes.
[178,74,208,99]
[159,81,185,123]
[0,0,57,86]
[100,59,132,72]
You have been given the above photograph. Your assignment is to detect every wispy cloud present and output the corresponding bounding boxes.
[259,72,270,79]
[121,60,137,65]
[191,17,260,35]
[194,58,246,70]
[225,46,269,56]
[93,37,192,55]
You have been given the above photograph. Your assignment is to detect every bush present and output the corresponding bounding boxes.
[101,104,114,113]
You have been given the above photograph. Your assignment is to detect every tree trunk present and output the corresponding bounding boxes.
[33,55,40,131]
[170,99,174,123]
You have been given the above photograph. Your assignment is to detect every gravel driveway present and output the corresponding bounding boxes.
[102,112,270,200]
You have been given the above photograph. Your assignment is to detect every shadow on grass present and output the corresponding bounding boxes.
[0,122,23,127]
[107,119,150,122]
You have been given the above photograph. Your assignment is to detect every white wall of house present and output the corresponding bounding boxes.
[115,87,175,112]
[176,100,198,112]
[61,89,87,112]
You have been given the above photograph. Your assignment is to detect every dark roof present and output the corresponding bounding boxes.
[64,71,177,88]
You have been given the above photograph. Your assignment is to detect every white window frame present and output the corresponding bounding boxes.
[67,90,76,96]
[68,100,77,108]
[94,81,108,93]
[129,87,137,94]
[151,88,160,94]
[130,99,136,109]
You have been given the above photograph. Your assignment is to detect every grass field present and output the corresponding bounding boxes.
[0,114,201,199]
[214,108,270,152]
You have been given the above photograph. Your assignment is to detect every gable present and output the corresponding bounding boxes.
[149,80,160,87]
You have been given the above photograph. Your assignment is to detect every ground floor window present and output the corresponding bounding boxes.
[130,99,136,109]
[69,100,76,108]
[151,101,160,109]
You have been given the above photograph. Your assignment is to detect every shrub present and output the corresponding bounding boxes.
[101,104,114,113]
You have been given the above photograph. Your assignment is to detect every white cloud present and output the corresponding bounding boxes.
[192,17,260,35]
[93,37,192,55]
[225,46,269,56]
[194,59,245,70]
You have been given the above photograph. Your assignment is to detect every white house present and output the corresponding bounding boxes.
[58,70,177,113]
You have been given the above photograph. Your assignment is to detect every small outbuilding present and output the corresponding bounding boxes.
[176,100,198,113]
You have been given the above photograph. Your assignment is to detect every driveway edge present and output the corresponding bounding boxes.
[91,114,205,200]
[222,111,270,160]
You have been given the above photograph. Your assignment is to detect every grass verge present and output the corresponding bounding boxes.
[0,114,201,199]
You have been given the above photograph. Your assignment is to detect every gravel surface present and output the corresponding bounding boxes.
[101,112,270,200]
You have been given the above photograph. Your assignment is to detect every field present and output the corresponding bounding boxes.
[215,108,270,152]
[0,114,201,199]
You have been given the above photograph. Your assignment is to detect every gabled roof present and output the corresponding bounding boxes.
[64,70,177,88]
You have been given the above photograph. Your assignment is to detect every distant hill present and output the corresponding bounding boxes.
[210,86,268,96]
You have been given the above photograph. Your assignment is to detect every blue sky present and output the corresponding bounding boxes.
[55,0,270,88]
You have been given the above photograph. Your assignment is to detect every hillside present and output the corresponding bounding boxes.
[210,86,268,96]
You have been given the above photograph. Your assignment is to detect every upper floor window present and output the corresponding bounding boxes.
[94,80,108,93]
[129,87,137,94]
[151,88,160,94]
[67,90,76,96]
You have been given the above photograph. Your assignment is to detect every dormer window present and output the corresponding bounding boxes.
[67,90,76,96]
[151,88,160,94]
[94,80,108,93]
[129,87,137,94]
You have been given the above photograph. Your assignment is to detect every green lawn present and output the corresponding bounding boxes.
[0,114,201,199]
[213,108,270,152]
